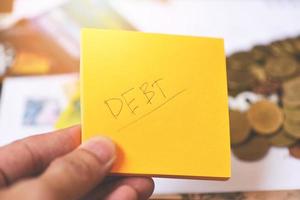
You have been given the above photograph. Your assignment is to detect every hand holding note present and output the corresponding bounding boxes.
[0,126,154,200]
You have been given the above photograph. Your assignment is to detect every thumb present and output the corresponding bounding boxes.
[1,137,116,200]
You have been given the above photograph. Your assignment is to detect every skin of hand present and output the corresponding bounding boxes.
[0,125,154,200]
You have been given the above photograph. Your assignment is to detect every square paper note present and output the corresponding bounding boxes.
[81,29,230,180]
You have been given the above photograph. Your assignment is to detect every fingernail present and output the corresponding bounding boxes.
[80,137,116,164]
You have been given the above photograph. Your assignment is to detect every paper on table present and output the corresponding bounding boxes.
[0,74,78,146]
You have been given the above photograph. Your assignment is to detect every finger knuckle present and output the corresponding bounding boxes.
[52,151,99,182]
[0,168,10,187]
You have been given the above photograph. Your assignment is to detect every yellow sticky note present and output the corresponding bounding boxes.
[81,29,230,179]
[9,52,50,75]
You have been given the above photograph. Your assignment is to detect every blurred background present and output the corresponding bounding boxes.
[1,0,300,199]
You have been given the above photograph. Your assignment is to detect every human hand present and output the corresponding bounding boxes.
[0,125,154,200]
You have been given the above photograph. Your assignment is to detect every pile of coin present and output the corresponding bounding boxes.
[227,36,300,161]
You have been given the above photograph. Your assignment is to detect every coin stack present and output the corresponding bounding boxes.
[227,36,300,161]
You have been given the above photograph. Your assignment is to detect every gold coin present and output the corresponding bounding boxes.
[249,64,267,83]
[265,57,299,80]
[269,41,291,57]
[269,129,297,147]
[284,120,300,139]
[283,76,300,100]
[227,52,253,70]
[289,142,300,159]
[247,100,283,135]
[229,110,251,145]
[280,39,296,54]
[291,38,300,53]
[232,136,270,161]
[251,45,270,63]
[282,97,300,110]
[227,68,256,91]
[283,108,300,123]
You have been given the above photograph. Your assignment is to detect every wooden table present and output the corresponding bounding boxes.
[150,190,300,200]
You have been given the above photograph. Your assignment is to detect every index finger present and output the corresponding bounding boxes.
[0,125,81,187]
